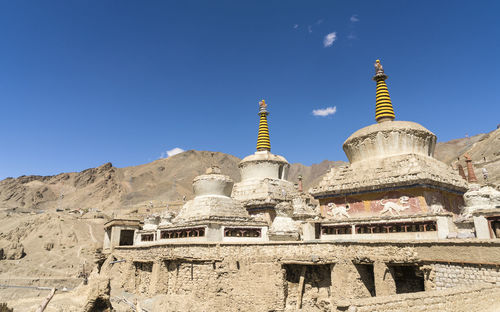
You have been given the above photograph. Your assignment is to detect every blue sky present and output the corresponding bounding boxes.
[0,1,499,179]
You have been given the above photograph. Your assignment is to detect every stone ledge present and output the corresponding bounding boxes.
[113,239,500,249]
[335,284,500,309]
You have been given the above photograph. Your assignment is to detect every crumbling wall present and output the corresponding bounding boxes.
[161,261,220,296]
[119,256,286,311]
[133,261,153,294]
[433,262,500,289]
[284,264,332,311]
[83,277,112,312]
[109,240,500,312]
[227,261,285,311]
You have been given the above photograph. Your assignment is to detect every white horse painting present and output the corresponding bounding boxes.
[379,196,410,216]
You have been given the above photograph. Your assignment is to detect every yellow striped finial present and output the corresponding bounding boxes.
[256,99,271,151]
[373,59,395,123]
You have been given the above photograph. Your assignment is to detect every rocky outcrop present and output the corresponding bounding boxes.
[82,277,112,312]
[0,243,25,260]
[436,127,500,186]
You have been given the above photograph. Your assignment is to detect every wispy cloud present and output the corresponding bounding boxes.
[161,147,185,158]
[308,25,313,33]
[323,32,337,47]
[293,24,299,29]
[350,15,359,22]
[347,32,357,40]
[316,19,324,25]
[312,106,337,117]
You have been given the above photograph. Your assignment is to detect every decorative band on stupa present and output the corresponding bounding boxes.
[256,99,271,151]
[372,59,395,123]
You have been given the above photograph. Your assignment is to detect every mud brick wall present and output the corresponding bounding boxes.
[106,240,500,312]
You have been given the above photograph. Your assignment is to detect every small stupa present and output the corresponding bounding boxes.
[232,100,296,224]
[142,166,268,242]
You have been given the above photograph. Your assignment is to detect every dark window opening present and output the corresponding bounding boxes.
[354,264,376,297]
[134,261,153,272]
[321,225,352,235]
[355,221,436,234]
[487,217,500,238]
[224,227,261,237]
[315,223,321,239]
[119,229,135,246]
[160,227,205,239]
[141,233,154,242]
[391,265,425,294]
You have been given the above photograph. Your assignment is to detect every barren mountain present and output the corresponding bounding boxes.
[434,127,500,185]
[0,150,344,216]
[434,133,487,164]
[0,151,239,214]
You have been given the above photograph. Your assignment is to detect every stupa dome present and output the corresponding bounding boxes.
[343,120,437,167]
[193,166,234,197]
[174,166,251,223]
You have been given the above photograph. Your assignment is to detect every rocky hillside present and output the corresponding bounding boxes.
[435,127,500,185]
[434,132,487,164]
[0,150,345,215]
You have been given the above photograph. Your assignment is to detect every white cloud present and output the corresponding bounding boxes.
[323,32,337,47]
[308,25,313,33]
[293,24,299,29]
[312,106,337,117]
[350,15,359,22]
[316,19,324,25]
[161,147,185,158]
[347,32,357,40]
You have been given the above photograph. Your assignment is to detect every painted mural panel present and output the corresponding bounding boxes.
[320,187,464,220]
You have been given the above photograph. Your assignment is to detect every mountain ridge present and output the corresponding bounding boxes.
[1,127,499,214]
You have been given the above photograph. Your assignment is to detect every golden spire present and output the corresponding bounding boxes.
[256,99,271,151]
[373,59,395,123]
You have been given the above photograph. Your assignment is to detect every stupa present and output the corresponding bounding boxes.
[309,60,468,240]
[135,166,267,243]
[231,100,296,224]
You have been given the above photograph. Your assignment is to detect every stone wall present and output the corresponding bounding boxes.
[336,284,500,312]
[106,240,500,312]
[432,262,500,289]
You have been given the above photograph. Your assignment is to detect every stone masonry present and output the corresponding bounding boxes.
[105,240,500,312]
[432,262,500,289]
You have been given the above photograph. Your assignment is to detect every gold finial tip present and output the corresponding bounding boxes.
[376,59,380,63]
